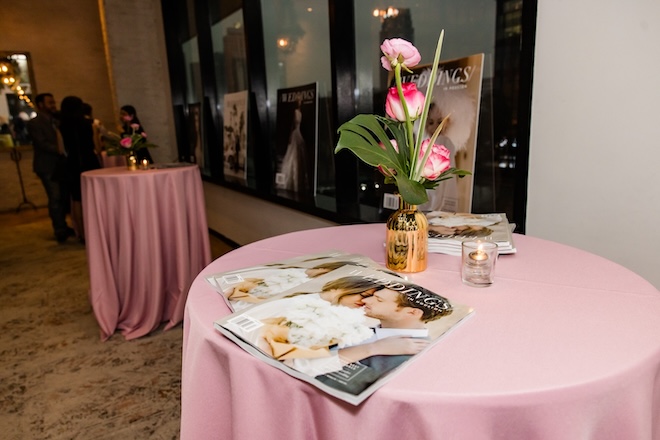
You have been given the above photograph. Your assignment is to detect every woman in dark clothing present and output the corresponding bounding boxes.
[119,104,153,164]
[59,96,101,242]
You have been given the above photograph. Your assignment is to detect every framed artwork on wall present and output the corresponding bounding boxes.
[222,90,248,184]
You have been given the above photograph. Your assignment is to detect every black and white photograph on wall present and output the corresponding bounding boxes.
[274,82,318,200]
[401,53,484,213]
[222,90,248,184]
[187,103,209,175]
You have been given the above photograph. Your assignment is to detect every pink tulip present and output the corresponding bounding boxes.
[419,140,451,180]
[122,115,132,122]
[130,123,140,130]
[385,83,425,122]
[380,38,421,71]
[119,137,133,148]
[141,132,147,138]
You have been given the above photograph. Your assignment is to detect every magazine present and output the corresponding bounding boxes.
[223,90,249,184]
[399,53,484,213]
[214,265,473,405]
[206,250,402,312]
[274,82,318,199]
[426,211,516,256]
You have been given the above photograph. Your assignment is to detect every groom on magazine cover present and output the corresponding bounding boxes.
[314,286,453,395]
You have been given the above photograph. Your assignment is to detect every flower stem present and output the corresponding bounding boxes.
[394,64,416,178]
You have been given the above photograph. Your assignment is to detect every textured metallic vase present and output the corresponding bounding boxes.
[126,154,138,171]
[386,198,428,273]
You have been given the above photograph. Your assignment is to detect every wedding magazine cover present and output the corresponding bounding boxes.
[274,82,318,199]
[214,265,473,405]
[399,53,484,213]
[206,250,400,312]
[427,211,516,256]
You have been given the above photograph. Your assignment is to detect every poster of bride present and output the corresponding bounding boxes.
[274,82,318,200]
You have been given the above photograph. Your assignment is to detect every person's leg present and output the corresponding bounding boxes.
[71,200,85,243]
[37,172,70,241]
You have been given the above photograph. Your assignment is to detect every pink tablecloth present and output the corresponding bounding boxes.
[82,165,211,340]
[99,151,126,168]
[181,224,660,440]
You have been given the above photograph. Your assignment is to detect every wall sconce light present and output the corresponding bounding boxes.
[373,7,400,21]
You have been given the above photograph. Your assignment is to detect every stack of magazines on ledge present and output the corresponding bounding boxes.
[205,251,473,405]
[426,212,517,256]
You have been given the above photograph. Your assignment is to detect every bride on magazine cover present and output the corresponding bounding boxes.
[222,261,368,311]
[229,275,453,395]
[225,276,384,355]
[279,97,309,192]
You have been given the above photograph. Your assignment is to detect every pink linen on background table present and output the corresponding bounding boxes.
[180,224,660,440]
[99,151,126,168]
[82,165,211,340]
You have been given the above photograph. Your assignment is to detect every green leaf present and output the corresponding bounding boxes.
[336,116,407,174]
[378,117,411,174]
[393,175,429,205]
[335,130,403,174]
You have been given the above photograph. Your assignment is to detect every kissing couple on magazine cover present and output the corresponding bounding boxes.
[222,266,456,396]
[291,277,453,395]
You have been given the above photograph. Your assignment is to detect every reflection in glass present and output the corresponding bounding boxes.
[210,9,251,186]
[1,52,35,146]
[260,0,335,210]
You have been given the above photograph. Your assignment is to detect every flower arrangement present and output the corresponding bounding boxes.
[335,31,470,206]
[104,121,157,157]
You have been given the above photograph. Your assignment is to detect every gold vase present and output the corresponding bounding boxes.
[385,197,428,273]
[126,153,138,171]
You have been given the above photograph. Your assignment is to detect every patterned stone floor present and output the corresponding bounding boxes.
[0,201,233,439]
[0,209,184,439]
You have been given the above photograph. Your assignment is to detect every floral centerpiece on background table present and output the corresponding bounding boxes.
[334,31,471,272]
[104,122,157,170]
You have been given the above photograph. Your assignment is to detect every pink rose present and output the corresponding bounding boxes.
[141,132,147,138]
[419,140,451,180]
[119,137,133,148]
[122,115,132,122]
[380,38,421,71]
[377,140,398,177]
[130,123,140,130]
[385,83,425,122]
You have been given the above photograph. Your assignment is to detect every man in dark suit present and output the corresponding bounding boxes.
[315,285,453,395]
[27,93,73,243]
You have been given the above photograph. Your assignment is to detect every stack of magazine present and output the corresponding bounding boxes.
[206,250,473,405]
[426,212,517,256]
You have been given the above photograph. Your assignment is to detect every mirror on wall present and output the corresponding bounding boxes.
[0,51,36,147]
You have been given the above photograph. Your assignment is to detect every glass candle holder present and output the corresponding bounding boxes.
[141,158,150,170]
[461,240,498,287]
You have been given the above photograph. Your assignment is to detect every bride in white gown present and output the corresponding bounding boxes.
[280,98,308,192]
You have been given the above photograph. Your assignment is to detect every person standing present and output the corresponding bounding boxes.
[119,105,153,164]
[26,93,74,243]
[58,96,101,243]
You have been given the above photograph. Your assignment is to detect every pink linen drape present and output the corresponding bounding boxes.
[82,165,211,340]
[180,224,660,440]
[99,151,126,168]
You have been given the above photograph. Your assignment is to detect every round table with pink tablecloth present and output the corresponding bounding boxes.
[82,164,211,340]
[180,224,660,440]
